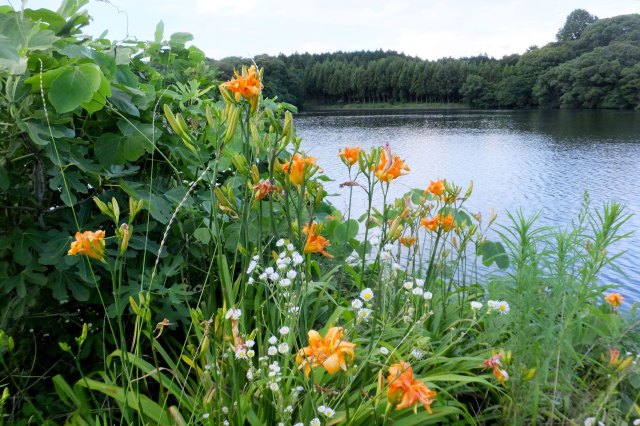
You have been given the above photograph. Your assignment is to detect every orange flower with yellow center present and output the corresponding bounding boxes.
[400,236,417,247]
[253,179,279,201]
[420,217,439,232]
[302,222,333,258]
[339,147,362,166]
[605,292,623,308]
[387,362,437,413]
[221,65,262,110]
[425,179,445,196]
[439,214,456,232]
[68,230,106,261]
[281,154,317,186]
[374,147,409,183]
[295,327,355,376]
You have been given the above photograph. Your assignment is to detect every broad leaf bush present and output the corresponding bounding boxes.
[0,2,639,425]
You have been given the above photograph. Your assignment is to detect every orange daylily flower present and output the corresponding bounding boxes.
[302,222,333,258]
[339,147,362,166]
[439,214,456,232]
[605,292,623,308]
[68,230,106,261]
[221,65,262,111]
[400,236,417,247]
[281,154,317,186]
[296,327,355,376]
[253,179,279,201]
[420,217,439,232]
[425,179,445,196]
[387,362,437,413]
[483,353,509,384]
[492,367,509,383]
[374,146,409,183]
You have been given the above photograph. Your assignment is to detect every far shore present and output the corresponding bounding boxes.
[300,101,467,112]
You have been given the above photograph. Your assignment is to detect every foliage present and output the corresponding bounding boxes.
[209,11,640,110]
[556,9,598,42]
[1,3,639,426]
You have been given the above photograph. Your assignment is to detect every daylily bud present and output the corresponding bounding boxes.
[75,323,88,347]
[118,223,132,255]
[110,197,120,224]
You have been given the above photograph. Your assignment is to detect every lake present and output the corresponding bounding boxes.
[296,109,640,303]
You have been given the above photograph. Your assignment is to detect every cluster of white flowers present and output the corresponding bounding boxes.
[402,278,432,301]
[350,288,375,322]
[225,307,242,320]
[318,405,335,418]
[584,418,605,426]
[488,300,510,315]
[381,242,394,262]
[246,245,303,314]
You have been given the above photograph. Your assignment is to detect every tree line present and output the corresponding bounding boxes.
[211,11,640,109]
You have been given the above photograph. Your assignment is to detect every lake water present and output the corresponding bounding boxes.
[296,109,640,303]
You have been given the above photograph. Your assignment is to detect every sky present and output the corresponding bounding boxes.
[11,0,640,60]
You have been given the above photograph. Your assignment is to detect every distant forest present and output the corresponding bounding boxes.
[211,11,640,109]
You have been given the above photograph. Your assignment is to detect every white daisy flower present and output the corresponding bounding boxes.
[269,381,279,392]
[279,326,290,335]
[380,346,389,355]
[287,243,295,251]
[247,260,258,274]
[403,281,413,290]
[202,413,210,419]
[246,339,255,348]
[235,348,248,359]
[268,336,278,345]
[323,408,335,418]
[423,291,433,301]
[287,270,298,279]
[411,349,425,359]
[276,239,285,247]
[248,277,255,285]
[269,272,280,282]
[225,308,242,320]
[222,406,229,414]
[247,349,255,358]
[412,288,424,297]
[310,418,321,426]
[259,272,268,280]
[246,369,254,380]
[317,405,327,414]
[487,300,498,310]
[357,308,372,320]
[265,267,275,275]
[360,288,374,302]
[289,306,300,314]
[497,301,510,314]
[470,301,483,311]
[267,346,278,356]
[415,278,425,287]
[292,252,304,265]
[278,342,290,354]
[280,278,291,287]
[351,299,363,309]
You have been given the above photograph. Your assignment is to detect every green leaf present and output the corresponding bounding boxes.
[193,227,211,244]
[49,64,102,113]
[108,87,140,117]
[333,219,358,243]
[76,378,172,426]
[477,240,509,269]
[154,20,164,43]
[169,32,193,45]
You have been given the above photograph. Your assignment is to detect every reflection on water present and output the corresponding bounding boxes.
[296,110,640,302]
